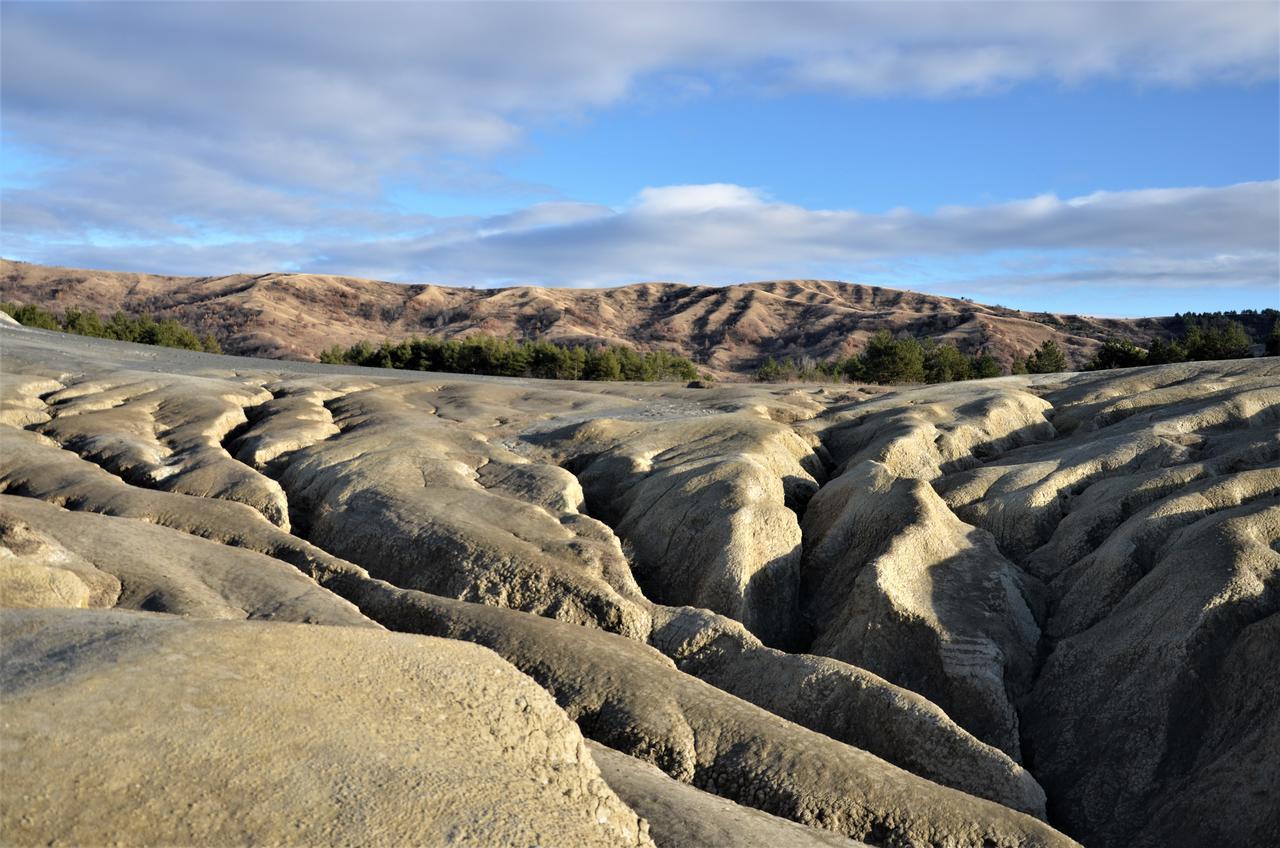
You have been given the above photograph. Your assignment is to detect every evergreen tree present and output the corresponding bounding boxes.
[5,303,60,330]
[860,330,925,384]
[1024,339,1068,374]
[62,308,107,337]
[1088,338,1147,370]
[320,332,699,382]
[585,348,624,381]
[106,311,142,342]
[969,353,1002,379]
[1216,322,1252,359]
[754,357,785,382]
[840,354,866,382]
[1,301,212,352]
[149,318,205,350]
[1184,321,1251,360]
[1144,337,1185,365]
[319,344,347,364]
[922,341,972,383]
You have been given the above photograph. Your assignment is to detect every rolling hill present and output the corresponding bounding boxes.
[0,258,1236,378]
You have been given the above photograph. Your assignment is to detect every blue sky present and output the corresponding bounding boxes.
[425,81,1279,215]
[2,1,1278,316]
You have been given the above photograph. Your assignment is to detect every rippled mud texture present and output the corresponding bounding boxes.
[2,323,1276,848]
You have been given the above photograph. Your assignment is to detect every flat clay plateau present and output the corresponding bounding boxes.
[2,318,1277,847]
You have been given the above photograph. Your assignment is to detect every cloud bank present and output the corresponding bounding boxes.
[2,2,1277,303]
[7,181,1275,296]
[4,2,1277,221]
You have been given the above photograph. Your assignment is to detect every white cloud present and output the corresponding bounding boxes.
[634,184,768,215]
[3,2,1275,205]
[9,182,1276,298]
[2,1,1276,308]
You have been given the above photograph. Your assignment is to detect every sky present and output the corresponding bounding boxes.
[2,1,1278,316]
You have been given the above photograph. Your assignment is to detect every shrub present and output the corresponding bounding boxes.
[754,357,786,382]
[753,355,845,383]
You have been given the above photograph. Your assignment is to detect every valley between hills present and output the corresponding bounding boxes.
[1,315,1277,847]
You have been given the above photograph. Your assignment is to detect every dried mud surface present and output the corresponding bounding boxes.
[2,322,1277,847]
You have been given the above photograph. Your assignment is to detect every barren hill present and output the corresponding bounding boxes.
[0,258,1181,377]
[2,321,1277,847]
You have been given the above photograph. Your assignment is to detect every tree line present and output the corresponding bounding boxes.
[1,302,221,353]
[1088,318,1279,371]
[756,330,1006,384]
[7,298,1274,383]
[756,316,1280,385]
[319,334,701,382]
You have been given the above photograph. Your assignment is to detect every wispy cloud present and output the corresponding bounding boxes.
[7,182,1275,297]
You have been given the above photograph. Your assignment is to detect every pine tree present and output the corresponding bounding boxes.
[1088,339,1147,370]
[970,353,1002,379]
[861,330,925,384]
[923,342,972,383]
[1025,339,1068,374]
[1145,337,1185,365]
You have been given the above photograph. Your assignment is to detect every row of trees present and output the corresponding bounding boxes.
[1,302,221,353]
[1088,319,1278,371]
[8,298,1272,384]
[319,334,701,382]
[758,316,1280,385]
[756,330,1003,384]
[1175,309,1278,340]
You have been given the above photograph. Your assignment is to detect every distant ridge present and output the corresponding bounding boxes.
[0,258,1185,377]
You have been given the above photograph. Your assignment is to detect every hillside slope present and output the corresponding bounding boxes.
[0,258,1187,377]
